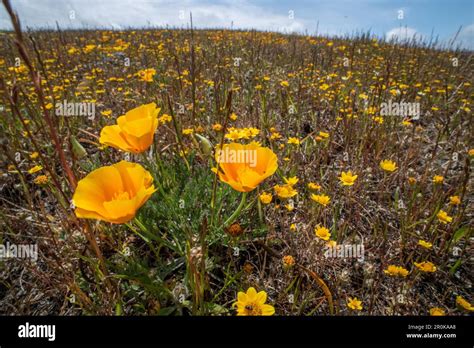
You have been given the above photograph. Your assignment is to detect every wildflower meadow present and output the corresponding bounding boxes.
[0,0,472,322]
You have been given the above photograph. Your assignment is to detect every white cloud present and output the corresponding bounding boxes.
[386,26,419,42]
[0,0,310,32]
[454,24,474,50]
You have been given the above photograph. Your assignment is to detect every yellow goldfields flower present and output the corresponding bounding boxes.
[414,261,437,273]
[29,152,39,159]
[229,112,238,121]
[215,143,278,192]
[182,128,194,135]
[308,182,321,190]
[380,159,397,172]
[33,175,49,185]
[137,68,156,82]
[384,265,409,277]
[234,287,275,316]
[456,296,474,311]
[347,297,363,311]
[432,175,444,184]
[270,132,281,140]
[259,192,272,204]
[282,255,295,268]
[212,123,223,131]
[339,171,358,186]
[319,131,330,138]
[280,80,289,87]
[372,116,384,124]
[289,223,296,231]
[28,165,43,174]
[72,161,156,224]
[429,307,445,316]
[449,195,461,205]
[158,114,172,124]
[101,110,112,117]
[45,103,53,110]
[274,184,298,199]
[315,225,331,241]
[469,149,474,157]
[408,177,417,185]
[310,193,330,206]
[283,176,299,186]
[401,119,412,126]
[418,240,433,249]
[99,103,160,154]
[287,137,300,145]
[437,210,452,224]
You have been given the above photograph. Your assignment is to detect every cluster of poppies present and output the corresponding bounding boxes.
[72,103,278,224]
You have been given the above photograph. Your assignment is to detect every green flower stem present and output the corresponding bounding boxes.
[126,219,160,259]
[222,192,248,228]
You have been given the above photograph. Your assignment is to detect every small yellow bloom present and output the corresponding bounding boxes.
[468,149,474,157]
[99,103,160,154]
[437,210,452,224]
[308,182,321,190]
[72,161,156,224]
[449,195,461,205]
[347,297,363,311]
[408,177,417,185]
[274,184,298,199]
[414,261,437,273]
[418,240,433,249]
[280,80,289,87]
[401,119,412,126]
[456,296,474,311]
[136,68,156,82]
[45,103,53,110]
[229,112,238,121]
[158,114,172,124]
[287,137,300,145]
[28,165,43,174]
[33,175,49,185]
[212,123,223,131]
[380,159,397,172]
[270,132,282,140]
[432,175,444,184]
[283,176,299,186]
[101,110,112,117]
[318,131,330,139]
[310,193,330,206]
[182,128,194,135]
[429,307,445,316]
[315,225,331,241]
[259,192,273,204]
[289,223,297,231]
[339,171,358,186]
[282,255,295,268]
[384,265,409,277]
[29,152,39,160]
[234,287,275,316]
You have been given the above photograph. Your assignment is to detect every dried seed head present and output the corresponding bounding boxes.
[227,223,244,237]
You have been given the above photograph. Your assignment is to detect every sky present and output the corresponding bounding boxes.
[1,0,473,49]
